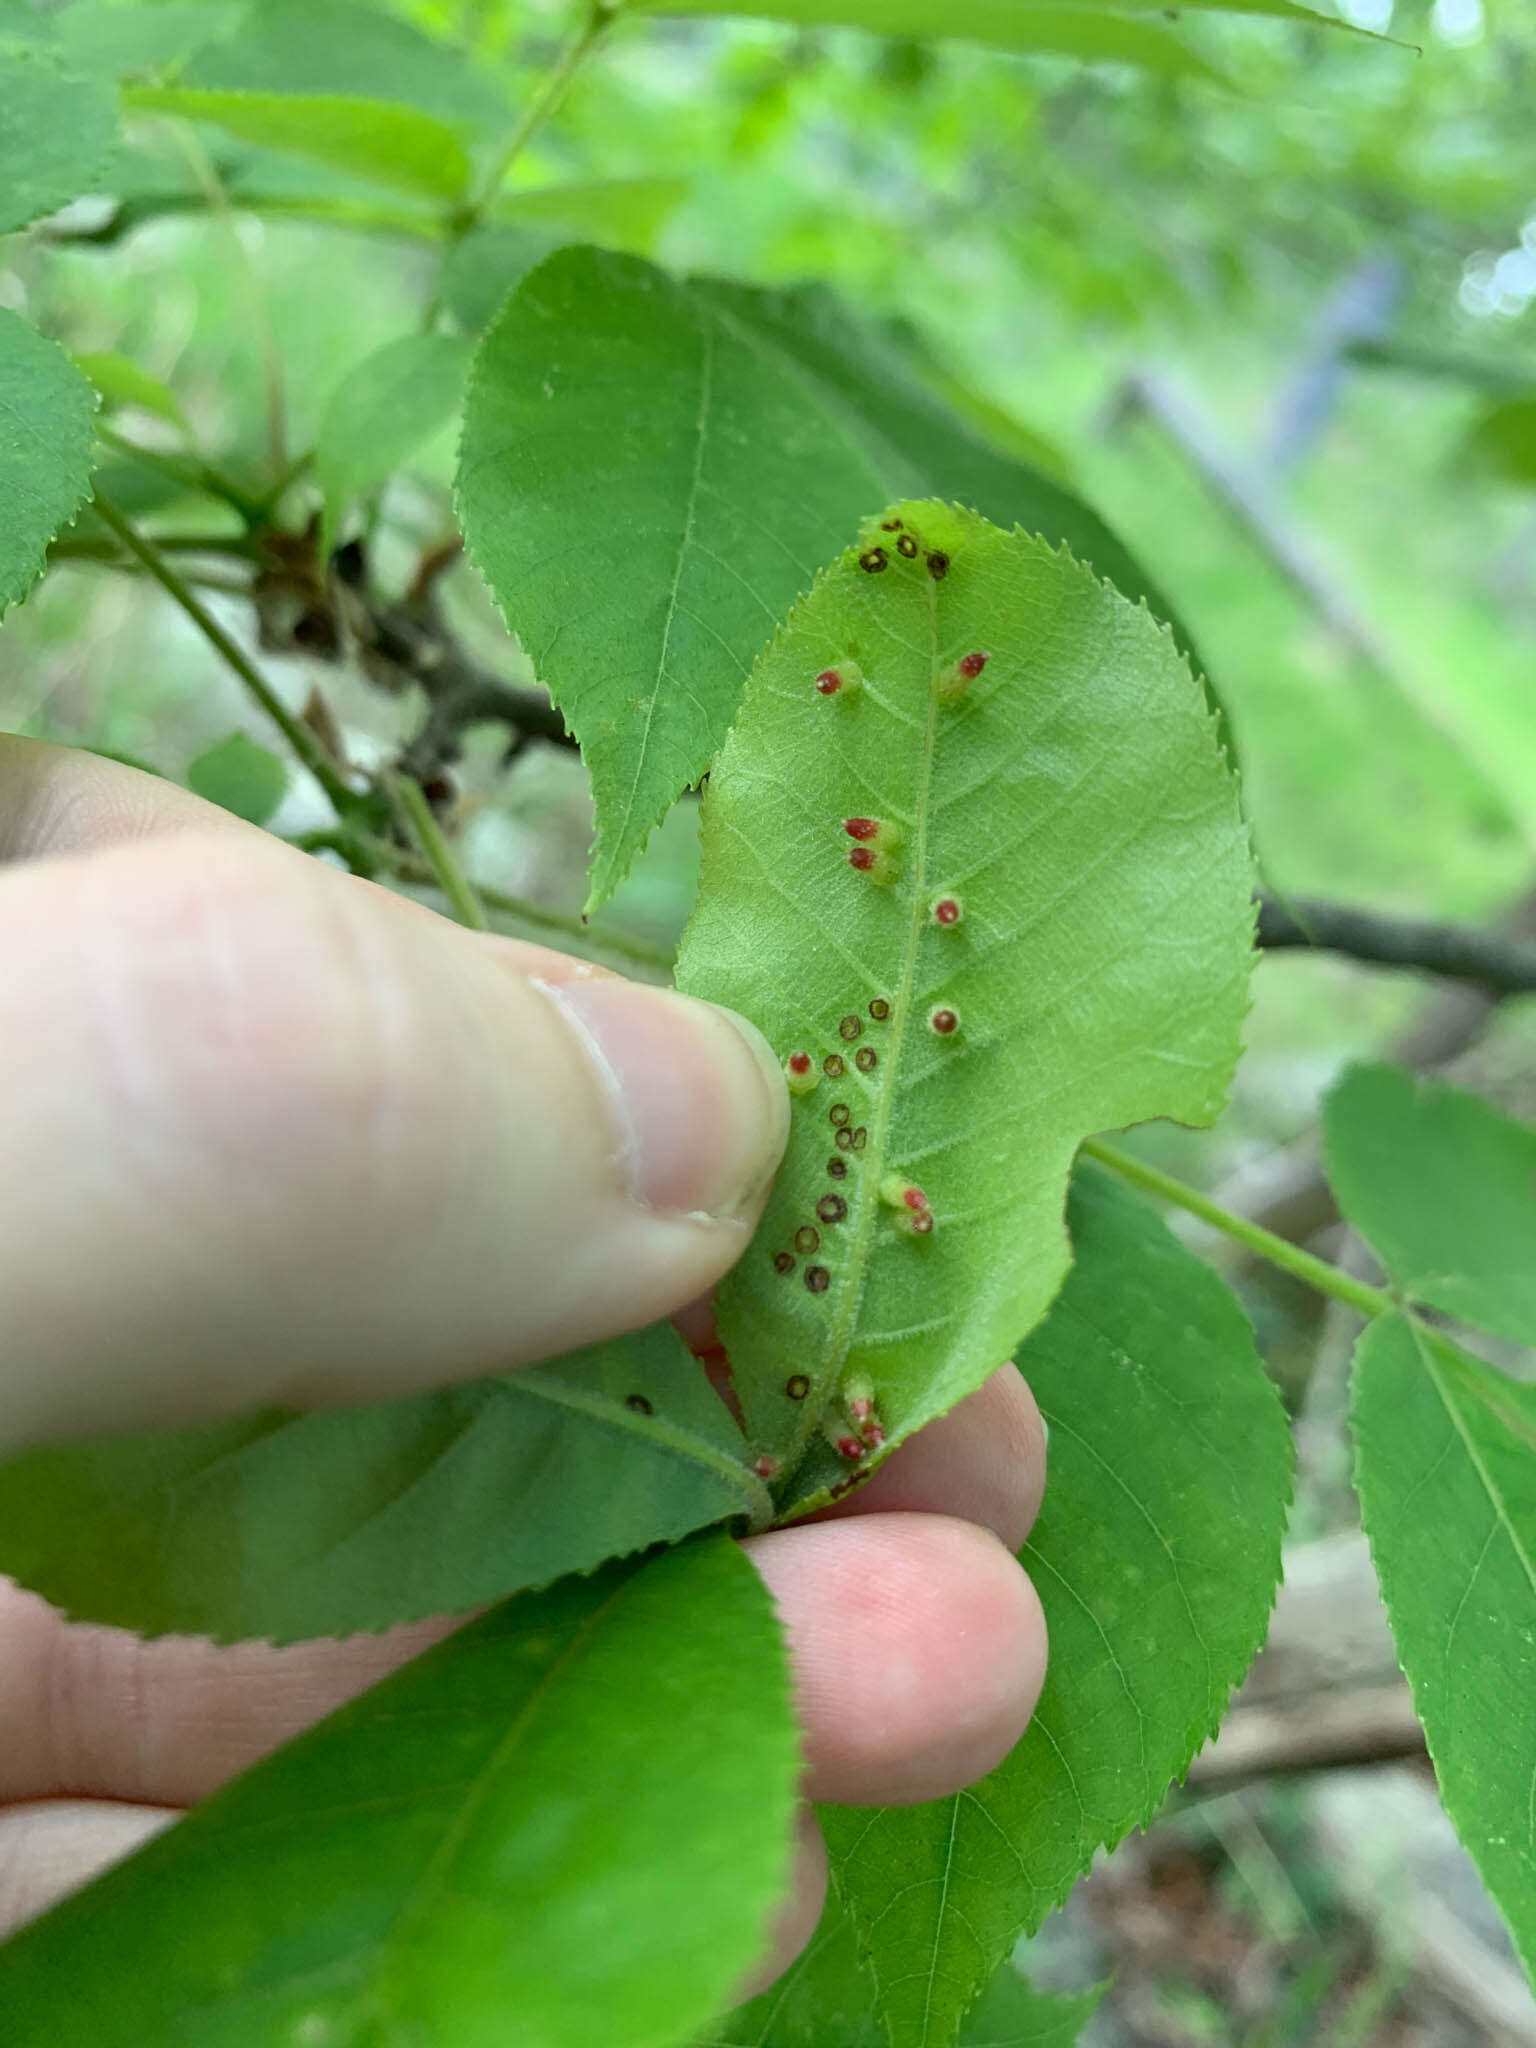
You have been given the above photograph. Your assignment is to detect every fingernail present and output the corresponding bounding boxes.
[536,979,789,1218]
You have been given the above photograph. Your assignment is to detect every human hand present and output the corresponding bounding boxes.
[0,737,1048,1993]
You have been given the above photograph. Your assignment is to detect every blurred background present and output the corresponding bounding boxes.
[3,0,1535,2036]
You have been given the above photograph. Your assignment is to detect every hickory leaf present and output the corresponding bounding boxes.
[0,1322,766,1643]
[0,311,98,619]
[455,249,1198,909]
[0,1538,801,2048]
[0,45,118,233]
[1350,1315,1536,1980]
[821,1164,1291,2047]
[1324,1062,1536,1347]
[676,502,1252,1510]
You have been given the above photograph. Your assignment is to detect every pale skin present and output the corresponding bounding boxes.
[0,737,1049,1993]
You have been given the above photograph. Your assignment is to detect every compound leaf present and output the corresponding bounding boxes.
[317,331,471,553]
[676,502,1252,1508]
[1324,1062,1536,1348]
[126,84,474,202]
[0,44,118,232]
[0,310,98,619]
[0,1322,765,1643]
[821,1164,1290,2046]
[0,1538,800,2048]
[1351,1314,1536,1981]
[456,248,1198,909]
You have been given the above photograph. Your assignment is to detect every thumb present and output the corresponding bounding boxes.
[0,827,787,1450]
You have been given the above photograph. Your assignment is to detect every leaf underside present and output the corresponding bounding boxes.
[455,248,1204,908]
[0,1539,801,2048]
[822,1164,1292,2048]
[0,1323,760,1643]
[677,501,1253,1515]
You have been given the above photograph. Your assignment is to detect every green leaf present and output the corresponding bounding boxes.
[700,1895,884,2047]
[704,1898,1101,2048]
[0,1322,765,1643]
[675,502,1252,1504]
[0,310,98,619]
[821,1163,1291,2046]
[638,0,1335,31]
[186,0,511,132]
[187,730,290,825]
[457,248,1198,908]
[125,84,474,202]
[1323,1062,1536,1347]
[0,46,119,233]
[960,1966,1104,2047]
[47,3,243,82]
[1351,1314,1536,1981]
[0,1538,801,2048]
[317,332,470,553]
[1462,393,1536,490]
[497,175,691,245]
[75,350,190,432]
[640,0,1224,73]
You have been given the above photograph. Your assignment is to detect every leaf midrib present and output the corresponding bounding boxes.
[783,570,944,1470]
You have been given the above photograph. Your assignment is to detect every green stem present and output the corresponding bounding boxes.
[465,2,617,221]
[96,424,265,524]
[1082,1136,1394,1320]
[90,493,354,816]
[297,827,676,977]
[51,531,259,560]
[383,772,490,932]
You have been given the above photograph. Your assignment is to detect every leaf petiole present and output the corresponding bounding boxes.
[1082,1136,1394,1319]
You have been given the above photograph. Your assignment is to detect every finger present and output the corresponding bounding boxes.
[2,1510,1045,1813]
[749,1513,1047,1806]
[0,735,229,862]
[0,738,620,977]
[0,1577,457,1806]
[809,1365,1047,1552]
[0,1799,177,1942]
[0,823,788,1449]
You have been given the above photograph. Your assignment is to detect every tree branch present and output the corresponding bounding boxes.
[1257,892,1536,997]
